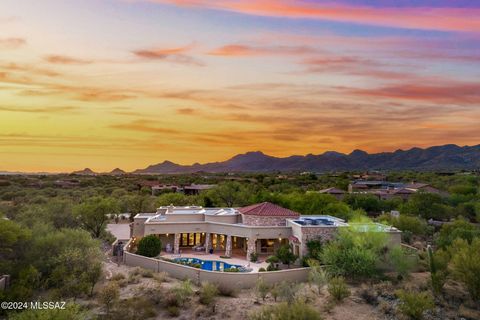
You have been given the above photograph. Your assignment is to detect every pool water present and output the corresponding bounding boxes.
[173,257,243,271]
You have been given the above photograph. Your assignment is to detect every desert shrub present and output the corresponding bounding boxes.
[224,267,240,272]
[276,245,297,266]
[258,267,266,272]
[402,231,413,244]
[140,268,153,278]
[270,284,280,302]
[436,219,480,249]
[154,272,168,283]
[98,282,119,314]
[255,277,270,302]
[360,284,378,305]
[306,240,323,260]
[112,296,157,320]
[171,279,193,306]
[249,301,322,320]
[127,273,141,284]
[110,273,125,281]
[266,255,279,264]
[129,267,142,276]
[396,290,434,320]
[308,264,329,291]
[136,235,162,257]
[199,282,218,306]
[266,264,277,271]
[193,305,210,318]
[327,276,350,302]
[250,252,258,262]
[167,305,180,317]
[426,245,447,295]
[449,238,480,301]
[388,246,417,279]
[321,226,386,279]
[266,255,279,271]
[217,284,238,297]
[379,214,428,236]
[277,281,299,304]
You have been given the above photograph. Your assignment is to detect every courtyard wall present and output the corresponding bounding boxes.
[122,240,309,289]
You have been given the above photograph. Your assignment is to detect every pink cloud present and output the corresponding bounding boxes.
[144,0,480,32]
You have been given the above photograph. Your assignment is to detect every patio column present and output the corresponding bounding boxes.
[205,233,211,253]
[246,237,256,261]
[214,234,220,250]
[174,233,180,254]
[225,235,232,257]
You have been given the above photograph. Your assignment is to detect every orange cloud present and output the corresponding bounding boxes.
[0,106,78,114]
[109,119,181,134]
[44,55,93,65]
[133,44,204,66]
[146,0,480,32]
[176,107,196,115]
[1,62,59,77]
[208,44,316,56]
[349,81,480,105]
[0,37,25,49]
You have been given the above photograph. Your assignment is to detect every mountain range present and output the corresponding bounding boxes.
[132,144,480,174]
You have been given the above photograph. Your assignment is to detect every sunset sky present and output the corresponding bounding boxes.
[1,0,479,172]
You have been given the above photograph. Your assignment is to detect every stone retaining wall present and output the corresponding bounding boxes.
[123,249,309,290]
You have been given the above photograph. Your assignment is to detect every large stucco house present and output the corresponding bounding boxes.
[131,202,401,260]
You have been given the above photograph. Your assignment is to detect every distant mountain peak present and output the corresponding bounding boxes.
[132,144,480,174]
[109,168,126,175]
[322,151,345,157]
[349,149,368,156]
[72,168,96,175]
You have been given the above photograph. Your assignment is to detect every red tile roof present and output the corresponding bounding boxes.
[239,202,300,217]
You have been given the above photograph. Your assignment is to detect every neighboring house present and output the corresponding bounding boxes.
[318,187,346,200]
[54,179,80,188]
[151,184,180,196]
[346,180,448,201]
[183,184,216,195]
[131,202,400,260]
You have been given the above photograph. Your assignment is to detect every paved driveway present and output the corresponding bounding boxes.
[106,223,130,240]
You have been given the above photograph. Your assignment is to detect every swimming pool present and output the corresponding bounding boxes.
[173,257,244,272]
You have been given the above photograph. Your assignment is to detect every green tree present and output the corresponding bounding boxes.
[321,225,387,279]
[74,197,119,238]
[136,235,162,257]
[0,218,31,274]
[343,194,382,213]
[400,192,447,220]
[26,227,102,298]
[323,202,352,221]
[449,238,480,301]
[209,182,250,207]
[388,245,416,278]
[275,245,297,267]
[436,218,480,248]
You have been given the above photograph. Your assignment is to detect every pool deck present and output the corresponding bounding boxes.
[161,251,269,272]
